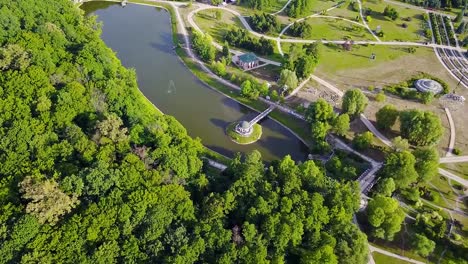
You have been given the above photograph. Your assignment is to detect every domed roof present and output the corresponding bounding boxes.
[415,79,443,94]
[240,121,250,129]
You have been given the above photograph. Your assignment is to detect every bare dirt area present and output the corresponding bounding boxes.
[288,80,343,109]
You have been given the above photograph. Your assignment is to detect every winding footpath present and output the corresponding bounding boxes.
[444,108,456,157]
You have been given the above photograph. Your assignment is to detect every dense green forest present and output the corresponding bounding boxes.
[0,0,368,262]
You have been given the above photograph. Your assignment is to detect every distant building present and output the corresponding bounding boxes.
[233,53,259,70]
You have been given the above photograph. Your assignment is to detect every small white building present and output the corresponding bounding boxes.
[233,53,259,70]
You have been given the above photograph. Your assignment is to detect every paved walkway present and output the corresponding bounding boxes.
[285,76,312,99]
[439,168,468,186]
[356,0,381,42]
[369,245,426,264]
[205,158,228,171]
[444,108,456,157]
[440,156,468,163]
[270,0,292,15]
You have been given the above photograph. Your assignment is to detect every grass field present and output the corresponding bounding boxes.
[193,8,244,43]
[364,0,428,42]
[372,252,411,264]
[441,163,468,180]
[328,1,362,20]
[302,17,374,40]
[426,175,459,210]
[316,44,416,74]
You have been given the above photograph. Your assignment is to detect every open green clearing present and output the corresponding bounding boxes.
[364,0,428,42]
[302,17,374,40]
[228,0,289,16]
[328,1,362,20]
[372,252,411,264]
[314,44,424,75]
[193,8,243,43]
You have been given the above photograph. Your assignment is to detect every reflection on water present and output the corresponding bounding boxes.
[81,2,310,161]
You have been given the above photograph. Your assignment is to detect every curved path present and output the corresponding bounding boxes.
[369,245,425,264]
[438,168,468,186]
[440,156,468,163]
[188,3,466,59]
[310,62,467,189]
[444,108,456,157]
[356,0,381,42]
[270,0,292,15]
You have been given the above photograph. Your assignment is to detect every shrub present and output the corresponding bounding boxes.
[375,92,386,102]
[453,148,462,155]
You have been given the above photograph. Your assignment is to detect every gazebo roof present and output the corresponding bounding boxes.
[238,53,258,63]
[240,121,250,129]
[414,79,443,94]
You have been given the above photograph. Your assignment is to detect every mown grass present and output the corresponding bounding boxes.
[364,0,428,42]
[372,252,411,264]
[315,44,429,75]
[226,123,263,144]
[193,8,243,43]
[303,17,374,40]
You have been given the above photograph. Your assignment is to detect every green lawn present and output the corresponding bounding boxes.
[372,252,411,264]
[193,9,244,43]
[228,0,289,16]
[441,163,468,180]
[227,123,263,144]
[426,175,459,210]
[328,1,361,20]
[303,17,374,41]
[315,43,428,75]
[364,0,428,42]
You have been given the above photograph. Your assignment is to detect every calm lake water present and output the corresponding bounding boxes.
[82,2,309,161]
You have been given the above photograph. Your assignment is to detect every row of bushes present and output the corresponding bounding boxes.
[429,13,442,44]
[383,73,449,104]
[442,15,457,46]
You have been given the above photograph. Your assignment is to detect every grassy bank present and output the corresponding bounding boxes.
[226,123,263,144]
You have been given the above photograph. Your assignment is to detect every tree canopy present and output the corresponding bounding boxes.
[342,89,368,117]
[366,195,405,241]
[0,1,371,263]
[399,110,444,146]
[375,104,399,130]
[381,151,418,189]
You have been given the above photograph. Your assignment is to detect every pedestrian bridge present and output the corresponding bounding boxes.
[247,105,276,129]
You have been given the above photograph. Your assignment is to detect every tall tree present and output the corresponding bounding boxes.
[342,89,368,116]
[413,147,439,182]
[367,195,405,240]
[332,114,350,136]
[305,99,336,123]
[376,104,399,130]
[19,176,79,225]
[411,233,436,257]
[278,69,298,90]
[400,110,444,146]
[382,151,418,189]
